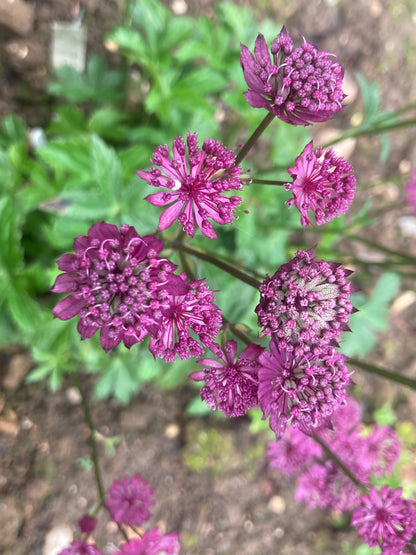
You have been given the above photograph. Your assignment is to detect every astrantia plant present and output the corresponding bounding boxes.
[137,132,245,239]
[44,8,416,554]
[285,141,356,227]
[240,26,344,126]
[255,247,355,353]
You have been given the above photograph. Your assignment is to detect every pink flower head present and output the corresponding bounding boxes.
[116,529,180,555]
[295,460,361,512]
[52,222,188,352]
[352,486,416,553]
[240,27,345,126]
[58,542,103,555]
[267,427,322,475]
[256,247,355,354]
[148,276,222,361]
[106,475,154,526]
[137,132,244,239]
[285,141,356,227]
[189,340,263,417]
[405,169,416,213]
[258,338,351,438]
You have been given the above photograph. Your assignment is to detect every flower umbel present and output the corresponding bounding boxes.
[106,475,154,526]
[256,247,355,353]
[189,340,263,417]
[352,486,416,553]
[58,541,103,555]
[137,132,244,239]
[148,276,222,361]
[240,27,345,126]
[116,529,180,555]
[52,223,188,352]
[258,338,351,438]
[285,141,356,227]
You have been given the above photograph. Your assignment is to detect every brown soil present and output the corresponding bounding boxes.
[1,1,416,554]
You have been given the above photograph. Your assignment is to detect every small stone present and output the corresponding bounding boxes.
[164,423,180,438]
[43,524,73,555]
[0,0,34,37]
[65,387,82,405]
[268,495,286,515]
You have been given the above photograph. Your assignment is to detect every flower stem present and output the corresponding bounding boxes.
[346,234,416,264]
[347,358,416,390]
[312,434,365,491]
[235,112,275,165]
[178,244,262,289]
[250,178,287,185]
[72,373,129,541]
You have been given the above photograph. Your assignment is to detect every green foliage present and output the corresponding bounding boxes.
[340,272,401,358]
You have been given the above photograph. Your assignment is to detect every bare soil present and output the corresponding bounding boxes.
[1,1,416,554]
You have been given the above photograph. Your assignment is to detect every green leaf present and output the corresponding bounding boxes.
[90,134,122,201]
[340,272,401,357]
[37,137,91,181]
[0,114,27,146]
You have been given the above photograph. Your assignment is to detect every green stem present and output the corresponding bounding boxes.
[235,112,275,165]
[312,434,365,490]
[348,358,416,390]
[178,244,262,289]
[325,116,416,146]
[250,178,287,186]
[346,233,416,264]
[72,373,129,541]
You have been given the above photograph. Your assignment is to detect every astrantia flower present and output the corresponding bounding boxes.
[256,247,355,353]
[52,223,188,352]
[240,27,345,126]
[258,337,351,438]
[285,141,356,227]
[361,425,400,477]
[267,427,322,475]
[106,475,154,526]
[405,169,416,213]
[352,486,416,553]
[137,132,244,239]
[189,340,263,417]
[58,542,103,555]
[116,529,180,555]
[148,276,222,361]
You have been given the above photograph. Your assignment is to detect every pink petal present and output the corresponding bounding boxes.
[53,294,85,320]
[157,201,184,230]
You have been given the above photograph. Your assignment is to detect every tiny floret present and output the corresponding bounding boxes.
[137,132,245,239]
[352,486,416,553]
[106,475,154,526]
[285,141,356,227]
[189,340,263,417]
[256,247,355,353]
[240,27,345,126]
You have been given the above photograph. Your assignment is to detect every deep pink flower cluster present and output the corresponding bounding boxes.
[116,530,180,555]
[285,141,356,227]
[58,542,103,555]
[352,486,416,554]
[258,337,351,438]
[52,222,222,360]
[189,340,263,417]
[137,132,244,239]
[267,397,401,511]
[106,475,154,526]
[256,247,355,354]
[240,27,345,126]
